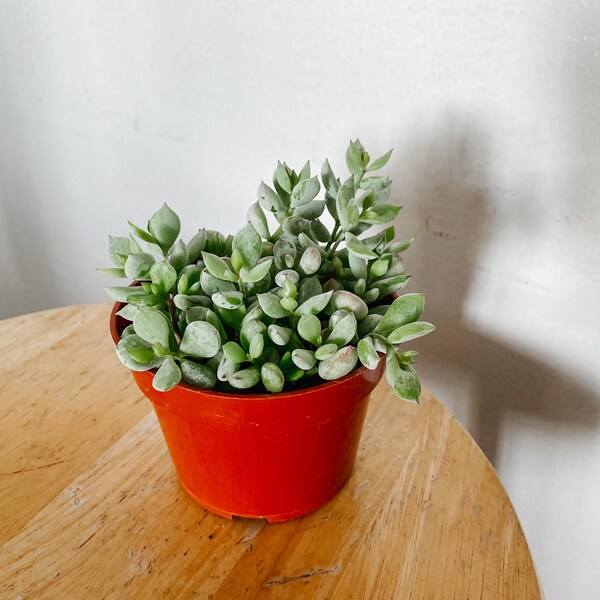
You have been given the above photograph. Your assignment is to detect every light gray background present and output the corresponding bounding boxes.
[1,2,599,598]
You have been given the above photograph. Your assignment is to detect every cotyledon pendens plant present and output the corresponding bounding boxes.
[100,140,435,400]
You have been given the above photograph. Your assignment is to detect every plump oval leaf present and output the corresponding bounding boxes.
[201,252,238,282]
[222,341,247,364]
[261,363,285,393]
[373,293,425,337]
[148,204,181,253]
[124,252,155,279]
[258,181,286,216]
[385,351,421,403]
[232,222,262,269]
[345,233,378,260]
[228,366,261,389]
[318,346,358,381]
[367,148,393,172]
[152,356,182,392]
[267,324,292,346]
[299,247,321,275]
[297,314,322,344]
[179,320,221,358]
[291,176,321,207]
[247,202,270,239]
[388,321,436,344]
[150,261,177,293]
[257,293,290,319]
[331,290,368,320]
[212,291,244,310]
[294,290,333,316]
[133,308,170,347]
[180,359,217,389]
[315,343,338,361]
[292,349,317,370]
[116,334,163,371]
[242,259,273,284]
[357,337,381,370]
[327,312,357,347]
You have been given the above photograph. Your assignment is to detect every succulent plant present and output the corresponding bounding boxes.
[100,139,435,401]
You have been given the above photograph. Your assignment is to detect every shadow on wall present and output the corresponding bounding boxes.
[392,115,599,466]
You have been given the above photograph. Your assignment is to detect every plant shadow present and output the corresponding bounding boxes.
[388,114,600,467]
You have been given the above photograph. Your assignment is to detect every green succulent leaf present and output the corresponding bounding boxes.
[385,351,421,403]
[152,356,182,392]
[179,359,217,389]
[327,312,357,347]
[373,293,425,337]
[108,236,131,266]
[150,261,177,293]
[133,308,170,347]
[274,161,292,194]
[297,276,322,305]
[291,176,320,208]
[128,221,156,244]
[258,181,286,216]
[257,293,290,319]
[360,204,401,225]
[261,363,285,393]
[233,222,262,269]
[292,349,317,371]
[318,346,358,381]
[267,324,292,346]
[97,267,126,278]
[116,304,139,321]
[200,270,236,296]
[201,252,238,282]
[387,321,436,344]
[357,337,381,370]
[217,354,239,381]
[297,314,322,345]
[346,139,364,177]
[294,200,325,220]
[294,290,333,316]
[212,290,244,310]
[321,159,340,198]
[367,148,393,172]
[242,259,273,284]
[187,229,207,262]
[247,202,270,239]
[336,176,355,230]
[299,247,321,275]
[315,343,338,361]
[275,269,299,287]
[331,290,368,320]
[387,238,414,254]
[223,341,247,364]
[179,320,221,358]
[148,204,181,253]
[116,334,163,371]
[126,346,156,363]
[168,240,189,273]
[124,252,155,280]
[228,366,261,390]
[345,232,378,260]
[240,318,267,352]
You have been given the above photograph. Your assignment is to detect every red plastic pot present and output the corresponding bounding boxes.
[110,302,385,522]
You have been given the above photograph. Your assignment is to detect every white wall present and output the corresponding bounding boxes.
[1,2,598,598]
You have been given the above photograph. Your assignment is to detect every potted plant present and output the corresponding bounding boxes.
[101,139,434,522]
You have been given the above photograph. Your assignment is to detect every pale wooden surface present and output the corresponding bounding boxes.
[0,304,542,599]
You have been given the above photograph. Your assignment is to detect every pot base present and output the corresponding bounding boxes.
[178,470,352,523]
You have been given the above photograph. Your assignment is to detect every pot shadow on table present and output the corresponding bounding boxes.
[388,114,599,468]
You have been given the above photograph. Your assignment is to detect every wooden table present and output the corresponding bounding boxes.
[0,304,542,599]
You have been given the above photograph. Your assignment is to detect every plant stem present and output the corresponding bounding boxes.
[167,295,182,344]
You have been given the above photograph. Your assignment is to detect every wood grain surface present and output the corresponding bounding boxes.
[0,304,542,599]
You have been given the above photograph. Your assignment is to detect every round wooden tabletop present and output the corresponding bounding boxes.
[0,304,542,599]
